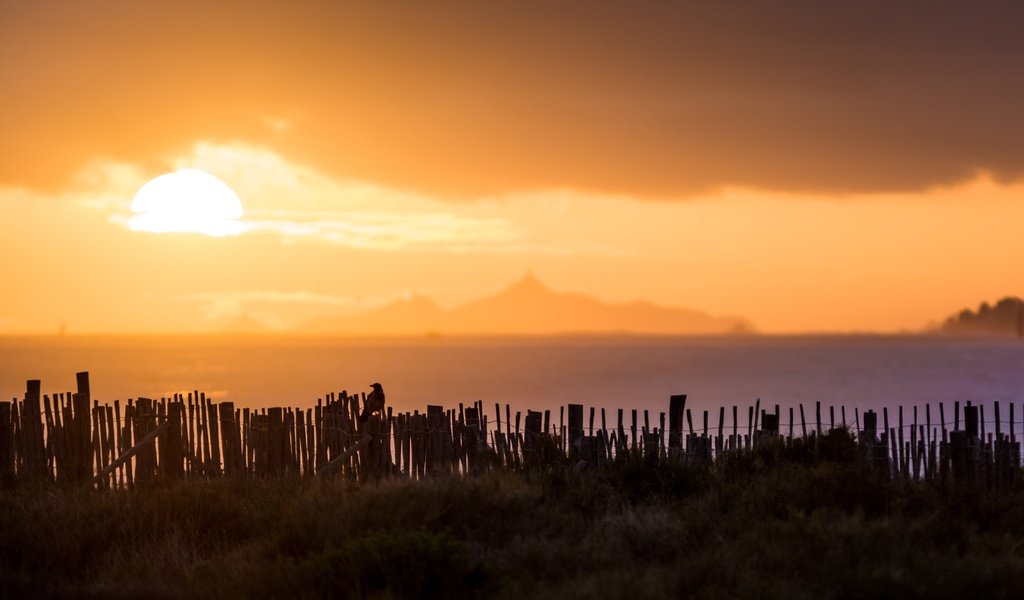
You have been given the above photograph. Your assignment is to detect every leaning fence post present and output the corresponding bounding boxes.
[93,421,169,486]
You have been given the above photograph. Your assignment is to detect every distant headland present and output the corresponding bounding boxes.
[939,296,1024,337]
[303,273,755,336]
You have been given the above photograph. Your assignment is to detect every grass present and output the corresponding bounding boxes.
[3,443,1024,599]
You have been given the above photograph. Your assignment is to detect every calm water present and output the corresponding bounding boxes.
[1,335,1022,427]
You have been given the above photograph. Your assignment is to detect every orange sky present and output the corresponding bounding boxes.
[1,1,1022,334]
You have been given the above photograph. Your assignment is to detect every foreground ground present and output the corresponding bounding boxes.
[3,449,1024,599]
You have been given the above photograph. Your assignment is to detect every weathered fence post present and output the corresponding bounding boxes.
[74,372,92,482]
[464,407,481,473]
[567,404,584,459]
[160,402,184,479]
[757,410,779,447]
[23,380,46,478]
[862,410,883,470]
[950,404,981,485]
[0,402,13,486]
[219,402,238,475]
[135,398,156,482]
[427,405,445,475]
[267,407,284,476]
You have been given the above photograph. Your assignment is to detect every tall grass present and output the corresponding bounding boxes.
[3,448,1024,599]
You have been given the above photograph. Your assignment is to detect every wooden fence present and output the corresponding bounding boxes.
[0,372,1021,489]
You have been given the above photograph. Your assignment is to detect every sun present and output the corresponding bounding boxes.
[129,169,244,236]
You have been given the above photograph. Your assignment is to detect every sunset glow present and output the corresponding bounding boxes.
[1,2,1021,335]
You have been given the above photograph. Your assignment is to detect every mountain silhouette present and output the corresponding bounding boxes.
[304,273,754,335]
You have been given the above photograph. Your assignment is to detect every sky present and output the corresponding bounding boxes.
[1,1,1022,334]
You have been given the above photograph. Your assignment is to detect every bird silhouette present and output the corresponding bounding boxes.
[359,383,386,422]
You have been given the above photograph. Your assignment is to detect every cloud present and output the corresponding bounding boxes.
[181,290,373,321]
[2,1,1023,198]
[74,142,526,251]
[241,210,518,250]
[180,289,427,331]
[262,115,290,133]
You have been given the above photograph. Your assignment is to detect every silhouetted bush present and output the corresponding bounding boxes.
[818,427,858,463]
[292,530,492,598]
[3,461,1024,598]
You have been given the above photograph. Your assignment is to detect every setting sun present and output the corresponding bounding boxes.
[128,169,243,236]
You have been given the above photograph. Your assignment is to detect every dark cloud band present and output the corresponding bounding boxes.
[2,0,1021,197]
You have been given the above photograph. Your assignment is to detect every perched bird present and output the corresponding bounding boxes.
[359,383,386,422]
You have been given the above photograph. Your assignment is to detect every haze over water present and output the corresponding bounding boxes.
[3,335,1022,428]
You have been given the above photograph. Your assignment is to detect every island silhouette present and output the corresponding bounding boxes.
[303,273,754,335]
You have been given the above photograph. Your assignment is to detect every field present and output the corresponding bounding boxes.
[3,374,1023,597]
[4,446,1024,599]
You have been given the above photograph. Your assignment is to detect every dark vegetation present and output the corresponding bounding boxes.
[942,296,1023,336]
[4,438,1024,599]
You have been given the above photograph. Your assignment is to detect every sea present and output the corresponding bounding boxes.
[1,335,1022,430]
